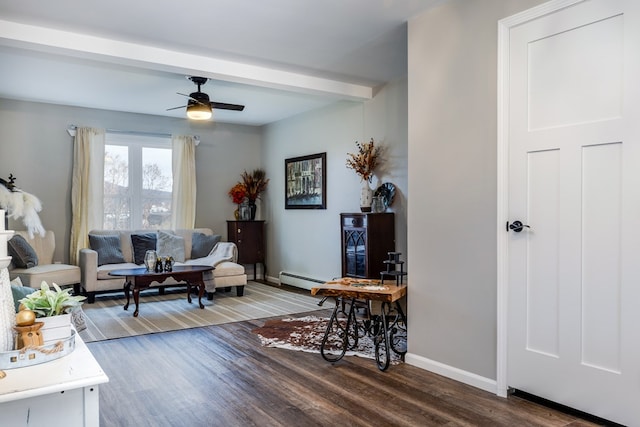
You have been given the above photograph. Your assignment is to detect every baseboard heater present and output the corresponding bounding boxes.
[278,272,326,290]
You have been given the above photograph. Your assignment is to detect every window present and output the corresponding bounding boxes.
[103,133,173,230]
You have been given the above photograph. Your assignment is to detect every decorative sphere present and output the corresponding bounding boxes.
[16,309,36,326]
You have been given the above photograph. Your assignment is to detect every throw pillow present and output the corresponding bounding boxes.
[8,234,39,268]
[130,232,158,265]
[191,232,221,259]
[10,277,36,313]
[89,234,126,266]
[157,230,186,263]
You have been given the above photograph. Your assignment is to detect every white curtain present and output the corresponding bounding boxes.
[70,127,105,265]
[171,135,197,229]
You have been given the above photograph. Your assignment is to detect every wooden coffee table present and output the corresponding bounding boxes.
[109,265,214,317]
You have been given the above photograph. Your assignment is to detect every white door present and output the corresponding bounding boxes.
[507,1,640,425]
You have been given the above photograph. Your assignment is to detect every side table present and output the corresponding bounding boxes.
[227,220,266,280]
[0,332,108,426]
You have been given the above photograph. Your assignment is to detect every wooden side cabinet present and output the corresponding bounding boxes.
[340,213,395,279]
[227,220,265,280]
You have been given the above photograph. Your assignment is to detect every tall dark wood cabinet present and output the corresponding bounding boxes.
[227,220,265,280]
[340,213,395,279]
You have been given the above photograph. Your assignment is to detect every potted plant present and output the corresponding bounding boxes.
[18,281,86,343]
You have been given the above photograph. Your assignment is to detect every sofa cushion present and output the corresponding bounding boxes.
[191,233,221,259]
[89,234,126,266]
[8,234,39,268]
[130,232,157,265]
[157,230,186,262]
[10,264,81,288]
[211,261,245,277]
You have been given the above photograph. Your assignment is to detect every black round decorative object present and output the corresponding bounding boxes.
[374,182,396,209]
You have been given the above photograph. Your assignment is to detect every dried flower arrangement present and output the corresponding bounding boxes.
[228,183,247,205]
[241,169,269,202]
[346,138,381,183]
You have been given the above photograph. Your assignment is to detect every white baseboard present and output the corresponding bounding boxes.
[266,274,280,284]
[277,271,325,290]
[405,352,498,395]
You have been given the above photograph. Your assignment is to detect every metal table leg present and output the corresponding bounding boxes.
[374,302,391,371]
[320,297,358,363]
[389,301,407,357]
[372,300,407,371]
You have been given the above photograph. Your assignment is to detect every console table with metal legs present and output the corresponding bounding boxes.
[311,278,407,371]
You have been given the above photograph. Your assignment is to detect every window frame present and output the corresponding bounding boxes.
[104,133,172,230]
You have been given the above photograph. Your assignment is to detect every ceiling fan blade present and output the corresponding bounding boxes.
[173,82,245,114]
[211,102,245,111]
[166,105,188,111]
[176,92,210,107]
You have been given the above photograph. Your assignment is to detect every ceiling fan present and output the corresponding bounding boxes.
[167,76,245,120]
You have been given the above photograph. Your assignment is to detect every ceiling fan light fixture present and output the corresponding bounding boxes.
[186,103,212,120]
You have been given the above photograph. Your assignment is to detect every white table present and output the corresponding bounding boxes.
[0,332,109,426]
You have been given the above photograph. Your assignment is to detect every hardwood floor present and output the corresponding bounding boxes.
[87,309,602,427]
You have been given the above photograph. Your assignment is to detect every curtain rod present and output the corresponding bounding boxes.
[66,125,200,144]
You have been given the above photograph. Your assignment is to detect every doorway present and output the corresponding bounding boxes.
[497,1,640,425]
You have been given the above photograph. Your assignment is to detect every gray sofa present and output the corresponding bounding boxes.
[79,228,247,303]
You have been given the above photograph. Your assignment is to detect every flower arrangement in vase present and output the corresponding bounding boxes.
[238,169,269,220]
[228,183,247,219]
[346,138,382,212]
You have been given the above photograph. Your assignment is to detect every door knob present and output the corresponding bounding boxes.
[507,220,530,232]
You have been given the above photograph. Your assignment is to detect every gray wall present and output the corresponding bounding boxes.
[262,78,408,282]
[0,98,262,263]
[407,0,546,381]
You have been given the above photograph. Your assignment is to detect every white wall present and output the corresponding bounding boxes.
[0,98,262,263]
[262,78,408,282]
[407,0,546,384]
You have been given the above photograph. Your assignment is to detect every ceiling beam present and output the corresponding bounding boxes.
[0,19,373,101]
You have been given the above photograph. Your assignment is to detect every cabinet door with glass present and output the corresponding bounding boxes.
[340,213,394,279]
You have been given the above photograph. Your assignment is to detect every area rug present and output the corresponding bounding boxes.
[252,315,402,364]
[79,282,322,343]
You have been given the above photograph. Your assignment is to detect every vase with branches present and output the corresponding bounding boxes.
[238,169,269,220]
[346,139,382,212]
[241,169,269,202]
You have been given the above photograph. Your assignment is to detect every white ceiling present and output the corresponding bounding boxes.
[0,0,440,126]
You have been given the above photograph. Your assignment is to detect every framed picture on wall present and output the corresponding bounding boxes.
[285,152,327,209]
